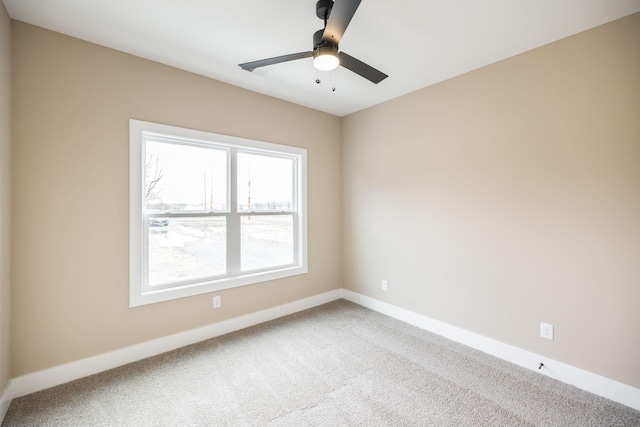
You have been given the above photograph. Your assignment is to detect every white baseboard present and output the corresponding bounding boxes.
[3,287,639,423]
[6,289,343,403]
[342,289,640,412]
[0,381,11,423]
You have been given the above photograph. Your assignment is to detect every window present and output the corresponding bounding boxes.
[129,120,307,307]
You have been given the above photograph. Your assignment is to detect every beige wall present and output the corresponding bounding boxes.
[0,4,11,394]
[10,21,342,376]
[343,13,640,388]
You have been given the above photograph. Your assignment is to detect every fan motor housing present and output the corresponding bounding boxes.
[313,30,337,54]
[313,29,325,48]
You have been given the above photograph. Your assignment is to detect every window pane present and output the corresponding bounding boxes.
[241,215,293,271]
[237,152,293,211]
[146,140,227,211]
[148,217,226,286]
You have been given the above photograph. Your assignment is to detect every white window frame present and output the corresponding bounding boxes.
[129,119,307,307]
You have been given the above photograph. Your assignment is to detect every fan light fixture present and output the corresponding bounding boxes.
[313,44,339,71]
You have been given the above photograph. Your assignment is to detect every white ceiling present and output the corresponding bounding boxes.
[4,0,640,117]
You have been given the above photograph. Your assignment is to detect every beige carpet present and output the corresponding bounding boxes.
[3,300,639,426]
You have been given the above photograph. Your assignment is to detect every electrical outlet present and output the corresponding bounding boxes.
[213,295,221,309]
[382,280,388,291]
[540,322,553,340]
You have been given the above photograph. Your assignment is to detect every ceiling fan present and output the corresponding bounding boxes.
[239,0,388,84]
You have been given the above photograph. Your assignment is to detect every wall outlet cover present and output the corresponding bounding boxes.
[540,322,553,340]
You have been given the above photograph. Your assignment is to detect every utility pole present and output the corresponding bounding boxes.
[210,170,214,211]
[247,165,251,220]
[203,172,207,209]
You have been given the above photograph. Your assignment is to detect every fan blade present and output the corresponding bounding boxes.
[339,52,388,84]
[322,0,362,45]
[239,51,313,71]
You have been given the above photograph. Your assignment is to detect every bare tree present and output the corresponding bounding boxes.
[145,150,164,203]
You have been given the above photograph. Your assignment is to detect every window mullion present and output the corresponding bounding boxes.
[228,148,240,276]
